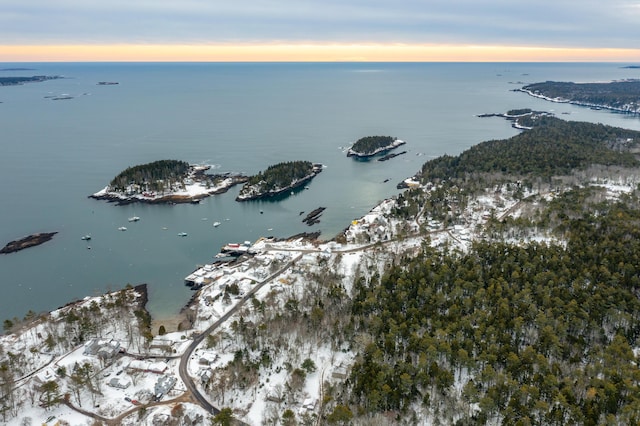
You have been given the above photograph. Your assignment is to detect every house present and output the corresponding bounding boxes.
[199,369,212,385]
[83,338,120,360]
[153,375,177,400]
[331,364,348,380]
[198,353,218,366]
[97,341,120,360]
[108,377,130,389]
[298,398,318,415]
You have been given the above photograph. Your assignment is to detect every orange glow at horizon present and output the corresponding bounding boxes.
[1,44,640,62]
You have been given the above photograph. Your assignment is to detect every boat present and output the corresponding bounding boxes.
[213,222,221,227]
[178,232,188,237]
[128,216,140,222]
[118,226,127,231]
[81,235,91,241]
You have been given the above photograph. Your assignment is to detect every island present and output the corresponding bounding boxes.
[0,75,61,86]
[1,232,57,254]
[517,80,640,114]
[235,160,323,201]
[346,135,406,158]
[90,159,248,205]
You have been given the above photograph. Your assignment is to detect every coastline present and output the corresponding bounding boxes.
[516,87,640,115]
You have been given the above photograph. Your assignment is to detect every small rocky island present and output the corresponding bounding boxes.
[517,80,640,114]
[236,161,323,201]
[347,135,406,159]
[91,159,248,205]
[1,232,57,254]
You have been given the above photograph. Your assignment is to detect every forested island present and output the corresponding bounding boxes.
[236,160,323,201]
[347,135,406,158]
[518,80,640,114]
[0,75,61,86]
[91,159,247,205]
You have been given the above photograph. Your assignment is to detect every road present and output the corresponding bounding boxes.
[178,252,303,419]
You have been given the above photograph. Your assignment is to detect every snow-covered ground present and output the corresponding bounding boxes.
[3,173,638,425]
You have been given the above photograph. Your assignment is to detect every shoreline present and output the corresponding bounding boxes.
[515,87,640,115]
[90,173,248,206]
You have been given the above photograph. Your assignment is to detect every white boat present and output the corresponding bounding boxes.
[81,235,91,241]
[178,232,188,237]
[128,216,140,222]
[213,222,221,227]
[118,226,127,231]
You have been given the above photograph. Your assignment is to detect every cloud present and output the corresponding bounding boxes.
[1,0,640,50]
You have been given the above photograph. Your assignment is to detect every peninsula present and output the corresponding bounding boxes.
[0,232,57,254]
[236,160,323,201]
[91,160,248,205]
[346,135,406,158]
[517,80,640,114]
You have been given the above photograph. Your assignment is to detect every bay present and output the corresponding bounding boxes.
[1,62,639,323]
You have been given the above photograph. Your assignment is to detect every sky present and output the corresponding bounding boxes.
[1,0,640,62]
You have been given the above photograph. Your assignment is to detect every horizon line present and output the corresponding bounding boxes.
[2,43,640,63]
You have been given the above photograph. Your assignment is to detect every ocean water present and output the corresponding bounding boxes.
[1,62,639,323]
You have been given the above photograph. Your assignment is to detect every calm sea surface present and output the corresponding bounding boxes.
[1,62,639,323]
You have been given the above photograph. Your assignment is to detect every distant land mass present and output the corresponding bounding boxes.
[622,65,640,69]
[0,68,36,71]
[517,80,640,114]
[0,75,61,86]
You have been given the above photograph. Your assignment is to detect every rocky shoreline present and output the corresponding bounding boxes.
[1,232,57,254]
[90,173,248,206]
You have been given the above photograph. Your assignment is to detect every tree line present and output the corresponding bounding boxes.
[350,136,396,155]
[109,159,190,192]
[419,116,640,184]
[523,81,640,110]
[244,160,315,192]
